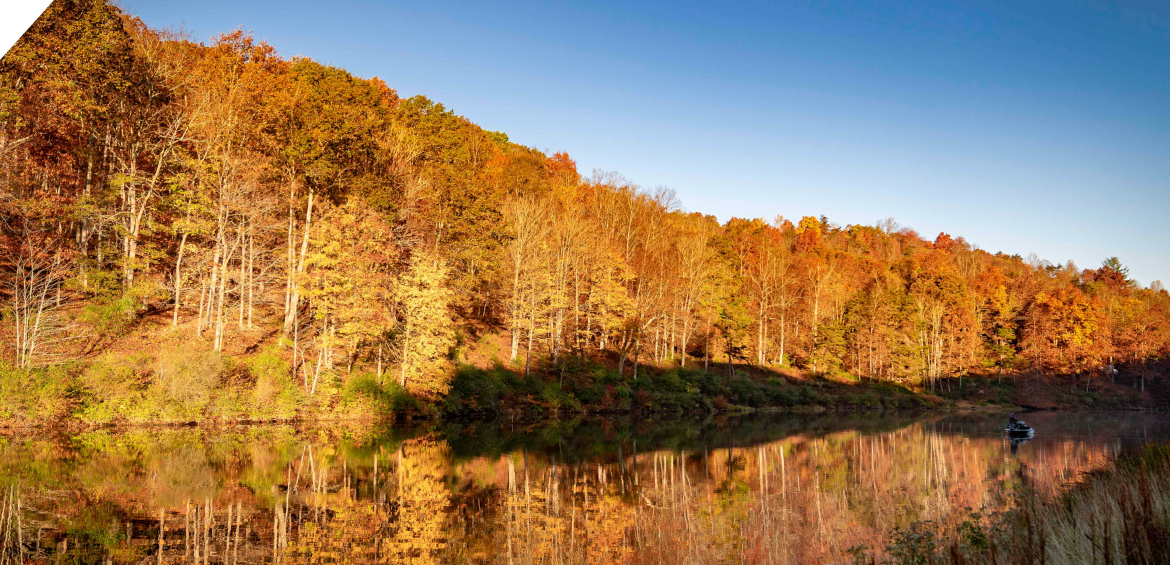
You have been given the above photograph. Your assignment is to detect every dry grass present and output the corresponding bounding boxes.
[853,443,1170,565]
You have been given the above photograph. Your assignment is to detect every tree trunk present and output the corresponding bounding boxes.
[633,336,640,380]
[247,222,255,328]
[758,302,765,366]
[573,269,582,353]
[214,239,232,352]
[172,231,188,326]
[399,335,409,389]
[238,225,246,329]
[196,278,207,338]
[203,236,223,337]
[727,339,733,378]
[311,346,324,396]
[282,188,315,338]
[812,290,820,373]
[779,310,787,366]
[618,331,628,377]
[511,269,521,361]
[283,172,297,330]
[525,289,535,378]
[704,315,711,374]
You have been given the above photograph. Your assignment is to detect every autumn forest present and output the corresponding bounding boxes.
[2,0,1169,425]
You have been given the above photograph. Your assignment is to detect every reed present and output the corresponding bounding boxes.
[856,443,1170,565]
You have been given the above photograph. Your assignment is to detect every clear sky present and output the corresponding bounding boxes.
[119,0,1170,286]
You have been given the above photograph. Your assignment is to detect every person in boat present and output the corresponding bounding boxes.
[1009,412,1018,428]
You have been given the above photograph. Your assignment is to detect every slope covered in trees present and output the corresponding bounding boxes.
[1,0,1168,423]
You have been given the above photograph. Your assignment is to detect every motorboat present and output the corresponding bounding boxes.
[1006,420,1034,437]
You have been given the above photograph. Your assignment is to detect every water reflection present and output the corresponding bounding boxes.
[0,412,1165,564]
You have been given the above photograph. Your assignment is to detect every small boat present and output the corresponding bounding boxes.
[1006,421,1034,437]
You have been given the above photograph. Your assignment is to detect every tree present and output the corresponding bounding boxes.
[278,58,396,340]
[1024,287,1101,377]
[301,198,397,391]
[395,252,456,397]
[503,195,549,364]
[1,211,77,368]
[673,213,718,367]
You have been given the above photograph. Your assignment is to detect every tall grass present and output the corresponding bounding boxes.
[854,444,1170,565]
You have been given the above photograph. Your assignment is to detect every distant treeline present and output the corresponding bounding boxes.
[2,0,1167,399]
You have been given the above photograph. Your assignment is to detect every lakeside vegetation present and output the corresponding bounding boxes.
[1,0,1169,427]
[854,442,1170,565]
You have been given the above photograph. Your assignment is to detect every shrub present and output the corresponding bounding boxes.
[538,382,579,411]
[600,385,618,410]
[340,371,395,416]
[250,347,300,419]
[593,366,623,385]
[634,389,653,410]
[772,386,799,407]
[576,383,604,405]
[799,386,820,405]
[729,378,766,407]
[445,364,507,416]
[861,392,879,408]
[654,392,682,413]
[884,521,940,565]
[76,352,154,423]
[81,296,137,339]
[0,362,74,424]
[698,373,730,398]
[655,369,688,393]
[157,348,222,412]
[389,382,424,415]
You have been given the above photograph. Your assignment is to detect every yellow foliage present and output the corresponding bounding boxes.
[396,252,456,397]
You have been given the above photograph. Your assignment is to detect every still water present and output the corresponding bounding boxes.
[0,411,1165,564]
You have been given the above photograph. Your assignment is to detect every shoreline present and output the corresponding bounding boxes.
[1,400,1161,435]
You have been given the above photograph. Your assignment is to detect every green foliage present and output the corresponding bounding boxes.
[799,385,820,405]
[811,322,847,374]
[340,370,424,417]
[1102,256,1129,278]
[445,364,509,416]
[76,352,154,423]
[77,349,225,424]
[81,296,137,339]
[884,522,940,565]
[770,385,800,407]
[249,347,300,419]
[0,362,74,423]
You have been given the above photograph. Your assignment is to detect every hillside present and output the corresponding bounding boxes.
[1,0,1168,426]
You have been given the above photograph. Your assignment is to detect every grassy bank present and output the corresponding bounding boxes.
[0,352,945,429]
[1,331,1161,429]
[851,443,1170,565]
[0,347,399,428]
[441,360,948,418]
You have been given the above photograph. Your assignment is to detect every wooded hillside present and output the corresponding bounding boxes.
[2,0,1168,414]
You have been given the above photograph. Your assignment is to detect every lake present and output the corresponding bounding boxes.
[0,411,1165,564]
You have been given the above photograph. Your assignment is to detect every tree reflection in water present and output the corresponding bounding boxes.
[0,411,1164,564]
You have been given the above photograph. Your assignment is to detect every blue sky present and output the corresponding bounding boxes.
[121,0,1170,286]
